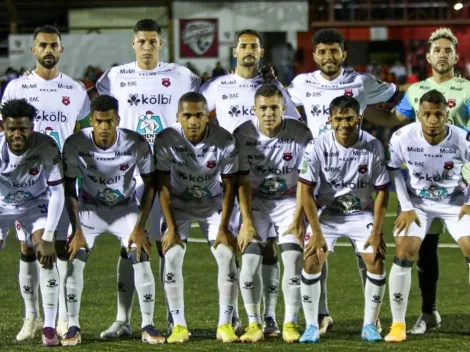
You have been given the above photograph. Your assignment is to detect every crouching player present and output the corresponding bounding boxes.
[155,92,239,344]
[234,83,312,343]
[385,90,470,342]
[61,95,164,345]
[298,95,389,343]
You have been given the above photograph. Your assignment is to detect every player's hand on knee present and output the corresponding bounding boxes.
[304,233,327,264]
[237,223,262,253]
[214,228,238,253]
[394,210,421,235]
[37,240,57,269]
[282,218,306,247]
[458,204,470,220]
[364,232,386,262]
[162,228,185,254]
[67,228,89,260]
[128,226,151,262]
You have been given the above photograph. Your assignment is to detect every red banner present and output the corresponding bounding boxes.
[179,19,218,58]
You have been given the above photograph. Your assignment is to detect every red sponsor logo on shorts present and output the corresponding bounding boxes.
[15,221,21,231]
[305,232,311,241]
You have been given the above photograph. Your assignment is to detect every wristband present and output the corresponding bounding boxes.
[43,230,55,242]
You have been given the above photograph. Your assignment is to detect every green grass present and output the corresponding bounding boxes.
[1,193,470,351]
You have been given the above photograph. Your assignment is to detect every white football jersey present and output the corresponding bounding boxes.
[155,123,238,200]
[387,124,470,201]
[63,128,154,206]
[96,61,200,146]
[288,69,397,137]
[0,132,63,208]
[299,130,389,213]
[1,72,90,151]
[234,118,312,198]
[199,73,300,133]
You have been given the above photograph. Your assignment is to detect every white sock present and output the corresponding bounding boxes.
[363,271,386,326]
[159,253,172,324]
[262,260,280,319]
[116,256,135,324]
[40,266,59,328]
[164,245,186,327]
[318,261,329,316]
[211,245,237,326]
[19,256,40,319]
[232,261,240,320]
[133,261,155,328]
[357,256,368,291]
[240,253,263,324]
[66,257,86,328]
[57,258,68,321]
[281,250,302,324]
[389,262,412,324]
[301,270,321,327]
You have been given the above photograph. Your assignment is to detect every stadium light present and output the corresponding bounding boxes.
[454,2,463,10]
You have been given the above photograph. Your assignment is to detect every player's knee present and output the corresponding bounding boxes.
[303,254,323,275]
[457,236,470,257]
[395,247,418,262]
[362,256,384,275]
[128,249,150,264]
[211,243,234,266]
[164,245,185,268]
[20,242,35,256]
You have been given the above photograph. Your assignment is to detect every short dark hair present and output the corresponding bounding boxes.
[178,92,207,111]
[329,95,360,116]
[0,99,37,121]
[254,83,283,102]
[134,19,162,35]
[235,29,263,47]
[419,89,447,107]
[33,25,62,41]
[91,95,119,115]
[313,28,345,50]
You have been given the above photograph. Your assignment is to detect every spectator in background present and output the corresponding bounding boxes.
[201,72,210,83]
[407,67,419,84]
[212,62,226,78]
[390,61,407,85]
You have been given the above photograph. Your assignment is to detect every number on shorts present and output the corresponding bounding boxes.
[38,204,48,214]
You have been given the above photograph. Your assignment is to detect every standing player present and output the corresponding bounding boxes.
[287,28,397,333]
[61,95,164,345]
[234,84,312,343]
[0,25,90,339]
[199,29,300,335]
[94,19,200,338]
[0,99,65,347]
[298,95,389,343]
[365,28,470,334]
[385,90,470,342]
[155,92,239,344]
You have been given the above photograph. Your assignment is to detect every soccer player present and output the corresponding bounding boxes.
[60,95,163,345]
[155,92,238,344]
[384,90,470,342]
[298,95,389,343]
[234,84,312,343]
[287,28,397,333]
[365,28,470,334]
[94,19,200,338]
[0,99,65,347]
[0,25,90,339]
[199,29,300,335]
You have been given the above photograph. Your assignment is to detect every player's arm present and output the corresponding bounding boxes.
[363,106,409,127]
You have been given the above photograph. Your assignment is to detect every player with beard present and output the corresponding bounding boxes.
[199,29,300,336]
[0,25,90,340]
[365,28,470,335]
[287,28,397,334]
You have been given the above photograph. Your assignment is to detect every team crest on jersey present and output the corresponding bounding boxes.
[181,185,212,200]
[344,89,354,97]
[444,161,454,170]
[448,98,456,108]
[136,111,163,145]
[4,191,34,204]
[358,164,368,174]
[207,160,216,169]
[29,167,39,176]
[283,152,293,161]
[332,194,362,214]
[162,78,171,87]
[42,127,61,149]
[259,177,288,195]
[419,185,448,200]
[120,163,129,171]
[62,96,70,106]
[96,189,124,206]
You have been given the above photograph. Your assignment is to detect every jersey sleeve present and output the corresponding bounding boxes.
[189,71,201,92]
[371,141,390,190]
[199,80,217,112]
[221,134,239,177]
[44,140,64,185]
[363,73,397,105]
[396,91,416,119]
[153,133,171,172]
[136,136,155,175]
[286,75,303,106]
[233,128,249,173]
[298,140,320,185]
[386,130,405,169]
[62,137,79,179]
[77,91,91,121]
[296,127,314,168]
[282,88,301,118]
[96,69,112,95]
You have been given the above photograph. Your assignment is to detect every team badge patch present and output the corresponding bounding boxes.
[120,164,129,171]
[344,89,353,97]
[207,160,216,169]
[283,152,293,161]
[162,78,171,87]
[62,96,70,106]
[358,164,368,174]
[448,98,456,108]
[29,167,39,176]
[444,161,454,170]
